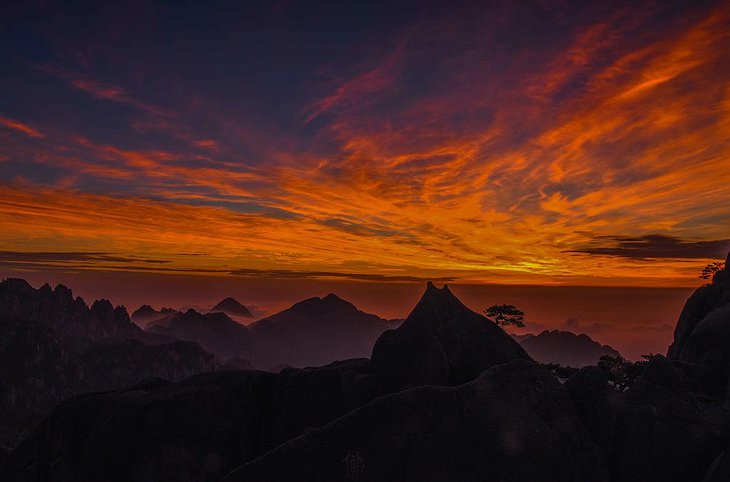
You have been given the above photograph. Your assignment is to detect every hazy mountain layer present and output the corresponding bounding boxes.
[514,330,621,368]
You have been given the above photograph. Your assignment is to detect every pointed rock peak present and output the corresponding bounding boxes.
[371,281,531,391]
[133,304,157,315]
[91,299,114,313]
[53,284,73,297]
[323,293,345,303]
[419,281,460,306]
[216,296,239,305]
[113,305,130,320]
[321,293,361,311]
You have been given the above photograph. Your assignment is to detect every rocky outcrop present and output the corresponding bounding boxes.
[249,294,395,369]
[0,278,144,346]
[667,254,730,396]
[371,282,530,390]
[0,279,220,455]
[610,356,729,482]
[515,330,621,368]
[210,298,253,319]
[222,360,608,482]
[4,359,384,482]
[147,309,254,363]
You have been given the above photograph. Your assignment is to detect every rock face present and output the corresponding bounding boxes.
[210,298,253,318]
[564,367,620,461]
[222,360,608,482]
[4,359,384,482]
[515,330,621,368]
[609,356,729,482]
[704,447,730,482]
[371,282,530,390]
[668,255,730,395]
[249,294,395,369]
[147,309,254,363]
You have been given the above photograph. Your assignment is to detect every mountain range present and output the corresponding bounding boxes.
[4,255,730,481]
[0,279,216,455]
[147,309,254,361]
[130,304,177,328]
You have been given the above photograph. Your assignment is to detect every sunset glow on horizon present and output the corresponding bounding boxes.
[2,0,729,289]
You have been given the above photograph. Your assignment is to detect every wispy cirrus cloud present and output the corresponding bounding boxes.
[0,251,169,264]
[0,116,44,138]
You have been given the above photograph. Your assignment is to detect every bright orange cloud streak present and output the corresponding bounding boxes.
[0,116,44,138]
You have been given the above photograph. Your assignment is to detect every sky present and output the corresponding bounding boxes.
[1,0,729,356]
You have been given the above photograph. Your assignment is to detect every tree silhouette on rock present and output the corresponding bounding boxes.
[484,304,525,328]
[699,261,725,280]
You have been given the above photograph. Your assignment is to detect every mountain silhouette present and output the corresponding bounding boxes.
[371,282,530,390]
[0,279,217,455]
[148,309,254,362]
[0,278,154,346]
[131,304,178,328]
[210,297,253,318]
[6,271,730,481]
[514,330,621,368]
[249,293,394,369]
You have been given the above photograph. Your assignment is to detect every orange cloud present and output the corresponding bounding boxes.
[3,2,730,289]
[0,116,44,138]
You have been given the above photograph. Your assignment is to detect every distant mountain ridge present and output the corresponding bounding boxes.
[148,309,254,362]
[0,278,148,346]
[249,293,396,369]
[513,330,621,368]
[210,297,253,318]
[130,304,177,328]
